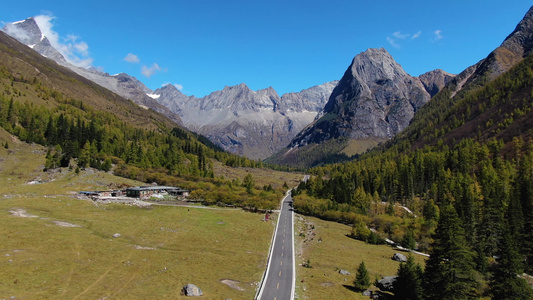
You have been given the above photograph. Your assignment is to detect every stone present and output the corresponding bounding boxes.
[376,276,397,293]
[362,289,372,296]
[392,252,407,262]
[112,233,121,238]
[182,283,203,296]
[338,269,350,275]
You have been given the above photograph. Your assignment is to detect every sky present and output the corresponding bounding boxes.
[1,1,532,97]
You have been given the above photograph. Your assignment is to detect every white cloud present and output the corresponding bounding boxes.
[2,23,32,44]
[124,53,140,63]
[433,30,443,41]
[393,31,410,39]
[33,14,93,68]
[386,36,401,49]
[141,63,161,78]
[387,30,422,48]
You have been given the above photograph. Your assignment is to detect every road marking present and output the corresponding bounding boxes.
[280,260,283,266]
[279,270,282,277]
[281,252,284,257]
[277,282,279,289]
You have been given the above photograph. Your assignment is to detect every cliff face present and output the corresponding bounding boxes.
[288,48,431,150]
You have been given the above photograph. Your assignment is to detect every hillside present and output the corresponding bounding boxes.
[2,17,183,126]
[287,5,533,299]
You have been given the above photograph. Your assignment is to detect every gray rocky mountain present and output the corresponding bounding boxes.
[268,48,452,167]
[291,48,432,147]
[2,18,183,126]
[154,81,338,159]
[3,18,67,64]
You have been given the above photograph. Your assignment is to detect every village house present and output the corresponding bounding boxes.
[125,186,190,198]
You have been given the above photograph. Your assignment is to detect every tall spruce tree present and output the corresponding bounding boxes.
[354,261,371,292]
[489,222,533,300]
[423,205,481,300]
[394,254,423,300]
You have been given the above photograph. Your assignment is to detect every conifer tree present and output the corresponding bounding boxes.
[394,254,423,300]
[423,205,481,300]
[489,223,533,300]
[402,229,416,250]
[354,261,371,292]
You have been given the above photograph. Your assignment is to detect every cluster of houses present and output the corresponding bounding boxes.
[80,185,190,200]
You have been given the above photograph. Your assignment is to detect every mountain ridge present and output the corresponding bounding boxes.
[267,48,449,167]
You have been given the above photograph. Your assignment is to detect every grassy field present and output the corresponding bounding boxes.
[0,131,276,299]
[294,215,428,300]
[0,129,432,299]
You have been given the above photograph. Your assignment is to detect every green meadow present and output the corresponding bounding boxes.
[0,133,274,299]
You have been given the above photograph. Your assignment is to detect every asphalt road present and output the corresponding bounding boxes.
[257,193,295,300]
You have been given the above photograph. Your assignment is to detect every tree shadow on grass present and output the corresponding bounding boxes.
[342,284,360,292]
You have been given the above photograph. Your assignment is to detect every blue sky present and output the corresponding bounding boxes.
[1,1,532,97]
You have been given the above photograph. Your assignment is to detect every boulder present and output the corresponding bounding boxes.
[182,283,203,296]
[376,276,397,293]
[339,269,351,275]
[392,252,407,262]
[362,289,372,296]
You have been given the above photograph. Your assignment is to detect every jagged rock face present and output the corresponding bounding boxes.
[290,48,431,148]
[154,82,336,159]
[278,81,339,113]
[419,69,456,97]
[2,18,183,126]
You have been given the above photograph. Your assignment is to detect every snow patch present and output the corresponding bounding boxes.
[146,93,160,99]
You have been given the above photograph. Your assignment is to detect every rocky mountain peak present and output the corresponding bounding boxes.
[2,17,67,63]
[2,17,42,45]
[349,48,409,83]
[419,69,456,97]
[287,47,430,154]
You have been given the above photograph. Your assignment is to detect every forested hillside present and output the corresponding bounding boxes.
[292,52,533,298]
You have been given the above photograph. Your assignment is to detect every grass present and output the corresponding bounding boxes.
[0,129,433,300]
[0,131,276,299]
[212,160,303,190]
[340,138,387,157]
[294,215,427,300]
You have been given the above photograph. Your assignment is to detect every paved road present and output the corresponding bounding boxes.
[256,192,295,300]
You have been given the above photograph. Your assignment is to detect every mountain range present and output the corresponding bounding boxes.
[2,18,336,159]
[4,6,533,166]
[153,81,337,159]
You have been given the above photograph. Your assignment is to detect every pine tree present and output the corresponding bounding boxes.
[423,205,481,300]
[394,254,423,300]
[402,229,416,250]
[489,223,533,300]
[354,261,371,292]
